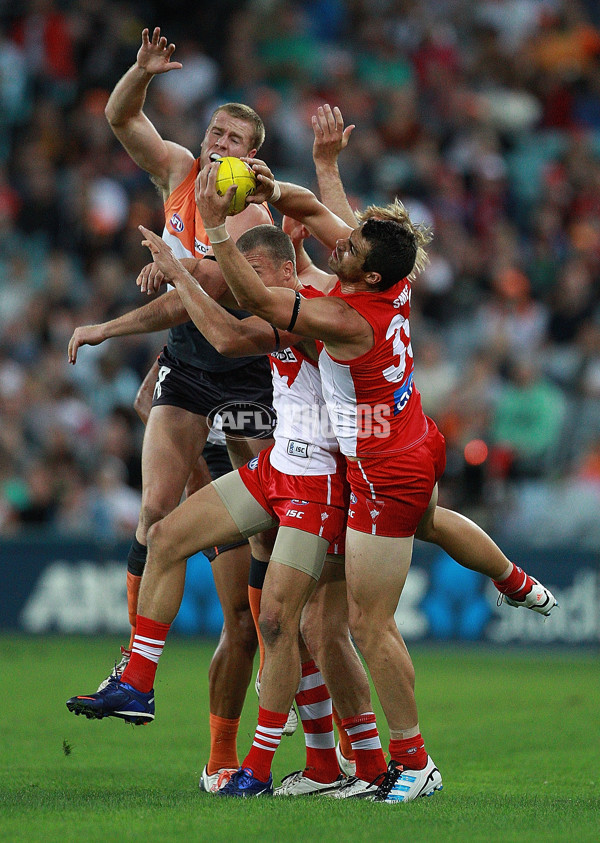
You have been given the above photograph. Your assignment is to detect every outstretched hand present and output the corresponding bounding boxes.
[139,226,183,283]
[137,27,183,75]
[67,325,106,364]
[312,104,354,163]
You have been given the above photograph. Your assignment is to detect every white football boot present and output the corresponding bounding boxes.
[335,741,356,777]
[330,775,383,799]
[199,765,237,793]
[381,756,443,802]
[502,578,557,616]
[275,770,346,796]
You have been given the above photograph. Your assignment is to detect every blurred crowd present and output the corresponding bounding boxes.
[1,0,599,546]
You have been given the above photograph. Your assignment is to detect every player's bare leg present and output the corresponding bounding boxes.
[416,486,557,615]
[343,525,443,801]
[225,434,298,734]
[274,558,376,796]
[203,543,257,788]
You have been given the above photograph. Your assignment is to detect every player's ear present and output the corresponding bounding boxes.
[247,149,258,159]
[283,259,295,281]
[364,271,381,288]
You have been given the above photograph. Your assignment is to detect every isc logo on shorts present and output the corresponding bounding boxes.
[248,457,259,470]
[169,213,184,232]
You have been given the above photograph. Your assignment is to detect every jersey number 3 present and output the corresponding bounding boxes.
[382,313,412,383]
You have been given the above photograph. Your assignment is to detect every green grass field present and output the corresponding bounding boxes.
[0,636,597,843]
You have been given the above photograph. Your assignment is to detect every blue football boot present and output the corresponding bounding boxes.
[66,679,155,725]
[217,767,273,797]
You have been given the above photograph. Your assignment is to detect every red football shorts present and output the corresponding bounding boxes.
[345,418,446,538]
[238,445,348,544]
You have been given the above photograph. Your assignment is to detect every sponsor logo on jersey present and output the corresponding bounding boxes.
[392,284,410,308]
[169,213,184,232]
[271,348,298,362]
[248,456,259,470]
[195,238,210,255]
[393,371,414,415]
[287,440,309,458]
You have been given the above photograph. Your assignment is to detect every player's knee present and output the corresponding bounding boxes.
[223,606,257,654]
[146,518,177,561]
[259,602,293,647]
[139,500,174,533]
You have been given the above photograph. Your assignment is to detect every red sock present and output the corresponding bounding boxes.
[296,660,339,783]
[242,706,288,782]
[341,712,386,782]
[389,734,428,770]
[120,614,170,693]
[493,565,535,601]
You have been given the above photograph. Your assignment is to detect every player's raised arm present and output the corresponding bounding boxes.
[312,104,358,228]
[247,159,352,250]
[139,226,299,356]
[194,163,370,353]
[105,27,193,195]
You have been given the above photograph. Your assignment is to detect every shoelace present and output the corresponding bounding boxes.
[372,764,403,799]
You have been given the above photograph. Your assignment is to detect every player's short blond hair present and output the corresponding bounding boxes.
[357,199,432,281]
[211,103,266,152]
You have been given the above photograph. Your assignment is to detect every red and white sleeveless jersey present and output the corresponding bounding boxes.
[318,279,427,458]
[269,341,340,476]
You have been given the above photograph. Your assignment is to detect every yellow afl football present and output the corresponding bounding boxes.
[215,156,257,215]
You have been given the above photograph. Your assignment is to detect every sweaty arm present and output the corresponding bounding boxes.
[196,162,370,356]
[211,236,371,359]
[105,27,193,195]
[248,161,352,250]
[139,226,301,357]
[68,289,188,364]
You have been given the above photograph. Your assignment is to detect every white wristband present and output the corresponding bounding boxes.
[270,181,281,203]
[205,223,230,245]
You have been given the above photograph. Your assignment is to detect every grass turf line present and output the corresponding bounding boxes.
[0,635,598,842]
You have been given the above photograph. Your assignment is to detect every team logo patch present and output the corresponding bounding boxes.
[350,492,357,504]
[169,213,184,232]
[248,457,259,470]
[291,500,309,505]
[367,499,385,522]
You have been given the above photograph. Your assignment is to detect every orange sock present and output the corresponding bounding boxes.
[126,572,141,650]
[207,714,240,774]
[332,705,355,761]
[247,585,265,677]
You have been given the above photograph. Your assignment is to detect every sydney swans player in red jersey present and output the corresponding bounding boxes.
[195,159,446,797]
